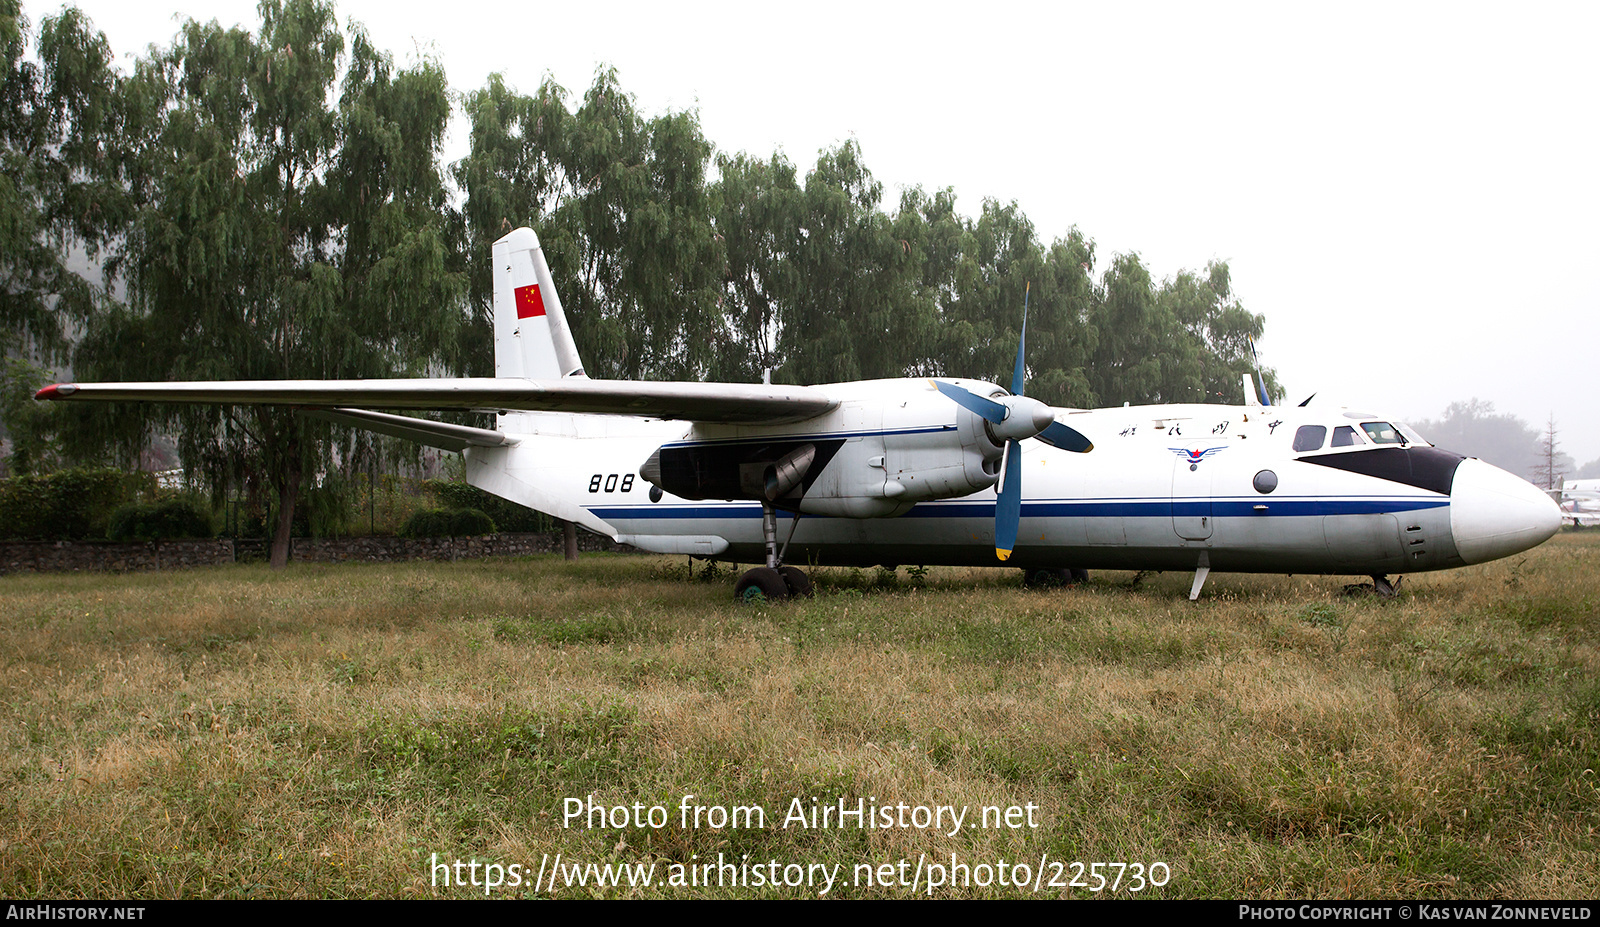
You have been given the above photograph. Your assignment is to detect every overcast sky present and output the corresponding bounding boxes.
[46,0,1600,465]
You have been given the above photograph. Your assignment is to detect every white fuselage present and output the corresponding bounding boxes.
[463,378,1561,576]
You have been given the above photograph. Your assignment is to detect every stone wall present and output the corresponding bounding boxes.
[0,532,636,575]
[290,532,634,563]
[0,538,236,574]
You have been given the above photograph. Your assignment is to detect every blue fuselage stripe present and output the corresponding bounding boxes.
[588,497,1450,521]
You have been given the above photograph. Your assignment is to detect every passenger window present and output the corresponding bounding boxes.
[1292,425,1326,452]
[1360,422,1405,445]
[1331,425,1365,447]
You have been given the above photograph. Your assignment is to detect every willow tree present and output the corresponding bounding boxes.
[454,68,723,382]
[763,142,936,385]
[73,0,464,566]
[710,151,804,383]
[1,2,130,472]
[1155,261,1276,404]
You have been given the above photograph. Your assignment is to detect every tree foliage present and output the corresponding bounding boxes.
[454,68,723,381]
[7,0,1285,547]
[0,0,121,357]
[1413,400,1550,476]
[70,0,464,566]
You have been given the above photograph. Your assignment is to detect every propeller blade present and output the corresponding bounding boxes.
[931,378,1007,424]
[1037,420,1094,453]
[1247,335,1272,406]
[933,282,1091,561]
[1010,282,1030,397]
[995,438,1022,560]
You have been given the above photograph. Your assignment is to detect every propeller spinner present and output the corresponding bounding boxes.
[932,284,1093,560]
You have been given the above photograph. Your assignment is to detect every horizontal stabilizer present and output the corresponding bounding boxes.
[37,378,836,425]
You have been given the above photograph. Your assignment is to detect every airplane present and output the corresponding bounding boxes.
[1557,479,1600,527]
[36,228,1563,601]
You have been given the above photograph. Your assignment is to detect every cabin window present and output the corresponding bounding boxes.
[1331,425,1365,447]
[1360,422,1406,445]
[1292,425,1326,452]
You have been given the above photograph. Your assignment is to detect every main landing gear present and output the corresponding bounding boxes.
[1342,574,1403,598]
[1021,568,1088,588]
[733,503,812,603]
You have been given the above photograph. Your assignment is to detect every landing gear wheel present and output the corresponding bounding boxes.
[1372,574,1401,598]
[735,567,789,603]
[778,566,813,598]
[1023,568,1085,588]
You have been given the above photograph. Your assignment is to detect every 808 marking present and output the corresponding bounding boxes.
[588,473,634,494]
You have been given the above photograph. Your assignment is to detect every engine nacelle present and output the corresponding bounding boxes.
[638,378,1008,518]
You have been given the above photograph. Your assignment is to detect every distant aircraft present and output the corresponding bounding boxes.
[1557,479,1600,527]
[37,228,1562,600]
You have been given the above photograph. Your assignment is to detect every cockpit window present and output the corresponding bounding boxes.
[1292,425,1326,452]
[1395,422,1428,445]
[1331,425,1365,447]
[1360,422,1406,445]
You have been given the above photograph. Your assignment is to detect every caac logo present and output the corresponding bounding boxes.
[1170,446,1226,470]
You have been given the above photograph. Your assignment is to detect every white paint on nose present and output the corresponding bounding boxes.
[1449,458,1562,564]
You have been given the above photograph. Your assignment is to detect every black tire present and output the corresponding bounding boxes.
[734,567,789,603]
[1023,568,1067,588]
[1023,568,1087,588]
[778,566,813,598]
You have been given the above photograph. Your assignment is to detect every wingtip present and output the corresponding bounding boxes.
[34,384,76,400]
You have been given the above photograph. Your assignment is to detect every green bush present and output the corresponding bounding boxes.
[449,508,496,537]
[422,480,553,533]
[401,508,498,538]
[0,468,151,540]
[106,498,216,542]
[400,509,454,539]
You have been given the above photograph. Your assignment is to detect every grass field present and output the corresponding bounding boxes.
[2,533,1597,898]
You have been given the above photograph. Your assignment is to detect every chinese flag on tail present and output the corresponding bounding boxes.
[515,283,546,319]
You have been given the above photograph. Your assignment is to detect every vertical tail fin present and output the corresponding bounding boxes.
[1242,373,1263,408]
[492,228,586,380]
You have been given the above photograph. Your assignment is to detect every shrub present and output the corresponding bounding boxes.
[400,509,454,539]
[106,498,216,541]
[0,468,150,540]
[401,508,499,538]
[422,480,553,533]
[449,508,496,537]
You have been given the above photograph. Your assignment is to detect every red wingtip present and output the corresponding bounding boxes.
[34,384,77,400]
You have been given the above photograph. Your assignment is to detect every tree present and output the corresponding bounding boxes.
[453,71,573,375]
[0,1,121,365]
[709,151,804,382]
[73,0,464,567]
[1533,415,1572,490]
[1155,262,1277,404]
[1413,400,1542,475]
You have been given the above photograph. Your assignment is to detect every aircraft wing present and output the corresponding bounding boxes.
[35,377,836,425]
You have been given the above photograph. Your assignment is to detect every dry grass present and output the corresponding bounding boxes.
[2,535,1597,898]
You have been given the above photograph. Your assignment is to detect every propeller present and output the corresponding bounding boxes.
[931,283,1093,561]
[1247,335,1271,406]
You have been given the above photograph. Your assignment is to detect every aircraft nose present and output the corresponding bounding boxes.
[1449,458,1562,564]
